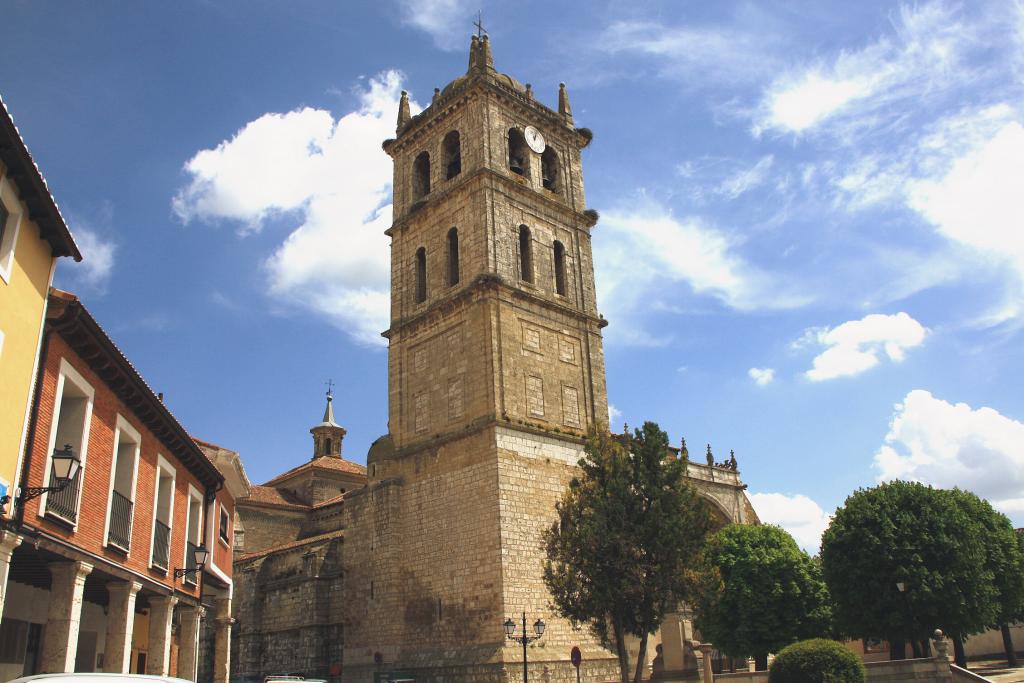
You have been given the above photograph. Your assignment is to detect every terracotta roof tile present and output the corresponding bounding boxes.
[242,485,310,510]
[263,456,367,487]
[235,530,344,562]
[313,493,346,509]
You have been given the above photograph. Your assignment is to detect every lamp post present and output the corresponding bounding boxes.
[505,612,545,683]
[0,444,81,528]
[174,544,210,580]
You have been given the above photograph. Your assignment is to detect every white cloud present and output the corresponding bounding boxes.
[803,312,927,381]
[748,367,775,386]
[599,20,782,86]
[174,71,410,345]
[717,155,774,199]
[874,390,1024,522]
[397,0,473,51]
[595,202,807,340]
[63,227,115,292]
[755,2,976,136]
[908,120,1024,281]
[749,492,831,553]
[608,404,622,426]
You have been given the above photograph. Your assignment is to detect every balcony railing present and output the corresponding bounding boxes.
[184,540,199,585]
[152,520,170,571]
[44,468,81,523]
[107,490,133,551]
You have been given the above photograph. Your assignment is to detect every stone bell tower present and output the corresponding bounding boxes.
[342,33,617,683]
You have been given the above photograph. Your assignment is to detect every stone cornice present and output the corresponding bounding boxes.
[378,415,587,465]
[384,75,589,157]
[383,272,606,340]
[387,164,598,235]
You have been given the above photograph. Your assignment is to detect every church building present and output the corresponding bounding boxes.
[230,33,757,683]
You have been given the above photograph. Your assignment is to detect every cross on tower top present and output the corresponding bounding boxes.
[474,10,487,40]
[325,378,335,398]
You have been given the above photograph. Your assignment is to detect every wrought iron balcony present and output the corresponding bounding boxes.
[183,541,199,585]
[107,490,133,551]
[152,520,171,571]
[44,468,81,523]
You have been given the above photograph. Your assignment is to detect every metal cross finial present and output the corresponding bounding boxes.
[325,379,335,398]
[474,10,487,39]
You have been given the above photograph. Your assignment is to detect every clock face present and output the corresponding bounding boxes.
[524,125,546,154]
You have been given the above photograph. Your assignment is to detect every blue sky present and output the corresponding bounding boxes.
[3,0,1023,551]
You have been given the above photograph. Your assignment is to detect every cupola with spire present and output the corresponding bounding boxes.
[310,387,346,459]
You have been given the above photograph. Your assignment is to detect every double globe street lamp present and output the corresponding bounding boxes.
[504,613,546,683]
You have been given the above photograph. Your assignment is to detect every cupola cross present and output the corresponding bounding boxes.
[474,11,487,39]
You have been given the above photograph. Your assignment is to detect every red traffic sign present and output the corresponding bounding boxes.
[571,646,582,668]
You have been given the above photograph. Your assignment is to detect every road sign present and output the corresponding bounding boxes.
[571,646,581,668]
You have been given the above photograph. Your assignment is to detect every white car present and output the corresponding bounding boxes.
[9,675,193,683]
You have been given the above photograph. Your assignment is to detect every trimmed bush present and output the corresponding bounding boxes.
[768,639,865,683]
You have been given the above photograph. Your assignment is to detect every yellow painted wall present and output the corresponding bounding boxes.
[0,168,56,510]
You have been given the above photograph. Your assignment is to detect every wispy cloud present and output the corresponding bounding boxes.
[174,71,412,346]
[597,17,783,87]
[748,367,775,386]
[396,0,474,51]
[875,390,1024,522]
[717,155,774,199]
[802,312,927,381]
[61,226,116,293]
[754,2,983,137]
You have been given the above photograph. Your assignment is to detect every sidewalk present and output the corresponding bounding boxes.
[967,659,1024,683]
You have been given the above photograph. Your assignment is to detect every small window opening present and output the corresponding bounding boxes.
[541,147,560,191]
[554,240,566,295]
[447,227,460,286]
[415,247,427,303]
[508,128,529,177]
[325,438,332,454]
[519,225,534,283]
[413,151,431,199]
[443,131,461,179]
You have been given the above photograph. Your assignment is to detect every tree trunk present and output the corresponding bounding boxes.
[612,616,630,683]
[952,634,967,669]
[754,653,768,671]
[633,633,649,683]
[1001,623,1019,667]
[890,639,906,661]
[910,639,921,658]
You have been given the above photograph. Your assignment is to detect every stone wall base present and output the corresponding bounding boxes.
[343,656,622,683]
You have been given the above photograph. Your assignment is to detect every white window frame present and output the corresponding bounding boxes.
[183,483,203,585]
[40,358,95,528]
[149,453,176,571]
[103,414,141,552]
[218,503,231,548]
[0,173,25,284]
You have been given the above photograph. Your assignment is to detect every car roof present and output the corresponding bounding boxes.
[9,676,193,683]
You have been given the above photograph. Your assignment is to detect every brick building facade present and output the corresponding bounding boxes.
[0,290,234,680]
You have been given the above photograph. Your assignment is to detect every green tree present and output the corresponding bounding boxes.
[821,481,1000,666]
[693,524,833,670]
[543,423,714,683]
[948,489,1024,667]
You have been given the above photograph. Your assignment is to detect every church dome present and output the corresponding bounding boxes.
[439,34,526,99]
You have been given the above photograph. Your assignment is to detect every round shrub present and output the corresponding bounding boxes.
[768,639,865,683]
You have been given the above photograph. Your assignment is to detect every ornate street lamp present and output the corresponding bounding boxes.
[505,612,545,683]
[174,543,210,580]
[0,444,81,524]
